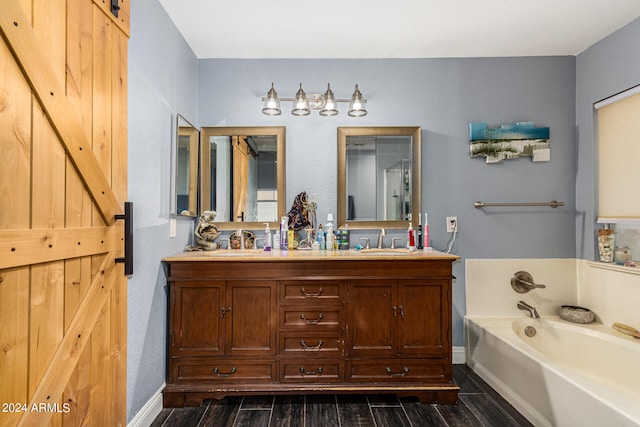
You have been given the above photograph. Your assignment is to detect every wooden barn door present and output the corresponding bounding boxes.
[0,0,129,426]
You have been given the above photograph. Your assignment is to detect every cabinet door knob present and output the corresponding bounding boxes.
[300,287,323,297]
[213,367,236,377]
[300,313,323,325]
[398,305,405,317]
[385,366,409,377]
[299,366,323,375]
[220,307,226,318]
[300,340,324,351]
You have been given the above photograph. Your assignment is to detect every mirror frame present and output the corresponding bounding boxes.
[337,126,421,229]
[199,126,286,231]
[173,114,199,217]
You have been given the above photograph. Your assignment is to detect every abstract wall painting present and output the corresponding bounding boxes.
[469,122,550,164]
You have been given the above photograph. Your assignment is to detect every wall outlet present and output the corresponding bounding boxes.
[446,216,458,233]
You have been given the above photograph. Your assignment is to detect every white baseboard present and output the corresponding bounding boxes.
[453,346,466,364]
[127,383,165,427]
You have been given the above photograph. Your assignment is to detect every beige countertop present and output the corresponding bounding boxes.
[163,248,459,262]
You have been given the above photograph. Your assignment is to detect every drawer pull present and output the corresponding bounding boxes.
[300,287,323,297]
[300,313,323,325]
[299,366,323,375]
[385,366,409,377]
[212,367,237,377]
[300,340,324,351]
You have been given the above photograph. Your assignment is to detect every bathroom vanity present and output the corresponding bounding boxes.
[162,249,459,407]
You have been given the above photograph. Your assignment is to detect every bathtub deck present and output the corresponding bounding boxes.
[151,365,532,427]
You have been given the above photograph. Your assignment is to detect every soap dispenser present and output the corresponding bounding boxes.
[263,223,272,251]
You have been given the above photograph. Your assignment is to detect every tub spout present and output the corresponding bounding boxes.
[517,301,540,318]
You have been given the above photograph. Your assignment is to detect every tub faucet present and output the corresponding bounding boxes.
[517,301,540,318]
[377,228,387,249]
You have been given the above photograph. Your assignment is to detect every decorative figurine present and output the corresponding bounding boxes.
[187,210,221,251]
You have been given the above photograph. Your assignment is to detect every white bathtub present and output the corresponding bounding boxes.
[465,316,640,427]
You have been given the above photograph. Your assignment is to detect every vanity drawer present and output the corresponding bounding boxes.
[280,280,345,304]
[279,332,344,356]
[279,359,344,383]
[172,359,276,384]
[279,307,344,331]
[346,359,449,383]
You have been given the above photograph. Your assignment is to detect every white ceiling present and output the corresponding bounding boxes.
[158,0,640,59]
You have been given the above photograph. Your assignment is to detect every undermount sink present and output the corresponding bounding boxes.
[357,249,416,255]
[207,250,263,256]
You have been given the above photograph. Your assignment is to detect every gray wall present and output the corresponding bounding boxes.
[575,18,640,259]
[127,0,198,421]
[127,0,640,420]
[197,57,577,347]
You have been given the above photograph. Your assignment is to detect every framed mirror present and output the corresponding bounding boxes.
[337,126,421,229]
[200,126,286,230]
[173,114,199,217]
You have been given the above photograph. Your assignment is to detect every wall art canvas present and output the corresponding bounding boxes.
[469,122,550,164]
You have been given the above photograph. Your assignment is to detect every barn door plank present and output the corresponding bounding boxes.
[0,0,122,224]
[17,254,119,427]
[0,227,121,269]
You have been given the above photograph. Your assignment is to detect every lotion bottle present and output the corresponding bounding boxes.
[263,223,272,251]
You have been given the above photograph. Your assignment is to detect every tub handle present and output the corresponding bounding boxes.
[512,271,546,293]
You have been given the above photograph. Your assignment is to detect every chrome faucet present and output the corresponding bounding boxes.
[359,237,371,249]
[377,228,387,249]
[236,229,245,250]
[517,301,540,318]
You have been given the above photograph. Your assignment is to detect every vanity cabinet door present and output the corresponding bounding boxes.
[172,281,225,357]
[225,280,277,356]
[397,280,450,355]
[346,280,397,356]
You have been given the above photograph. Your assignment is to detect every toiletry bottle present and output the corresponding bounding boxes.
[274,230,280,249]
[408,222,416,251]
[325,214,335,251]
[417,213,423,249]
[288,229,295,250]
[263,223,272,251]
[317,224,325,250]
[340,224,350,250]
[280,216,288,251]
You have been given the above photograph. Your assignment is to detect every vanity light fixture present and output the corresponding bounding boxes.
[261,83,367,117]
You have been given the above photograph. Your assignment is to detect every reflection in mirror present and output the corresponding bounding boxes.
[174,114,199,216]
[338,127,421,229]
[200,126,285,230]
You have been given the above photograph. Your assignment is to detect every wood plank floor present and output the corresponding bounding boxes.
[151,365,533,427]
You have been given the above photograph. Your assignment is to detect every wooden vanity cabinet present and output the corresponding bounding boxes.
[163,255,458,407]
[347,279,450,356]
[170,280,277,358]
